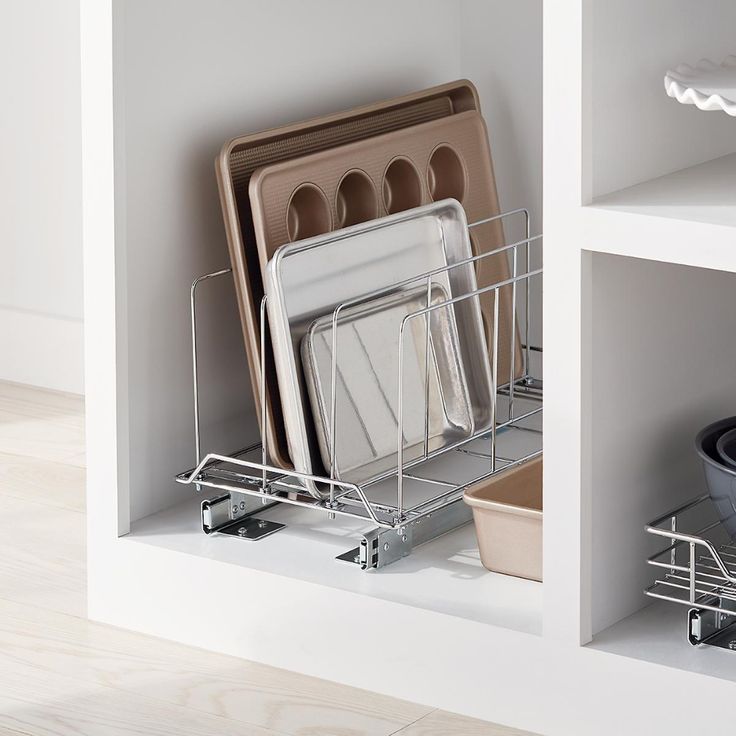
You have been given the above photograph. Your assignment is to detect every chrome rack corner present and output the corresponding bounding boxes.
[645,493,736,650]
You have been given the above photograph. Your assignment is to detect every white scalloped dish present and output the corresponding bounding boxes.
[665,55,736,116]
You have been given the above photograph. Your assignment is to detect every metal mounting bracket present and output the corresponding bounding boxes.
[498,374,543,400]
[201,492,285,540]
[688,596,736,649]
[336,497,473,569]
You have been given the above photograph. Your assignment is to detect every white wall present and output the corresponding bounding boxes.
[0,0,84,394]
[591,0,736,199]
[460,0,542,347]
[460,0,542,233]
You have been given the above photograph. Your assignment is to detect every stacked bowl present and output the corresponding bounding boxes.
[696,416,736,538]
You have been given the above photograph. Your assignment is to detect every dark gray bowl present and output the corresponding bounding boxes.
[696,416,736,539]
[716,428,736,470]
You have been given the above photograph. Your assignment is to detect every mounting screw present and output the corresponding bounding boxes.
[729,640,736,650]
[257,519,267,529]
[402,535,407,542]
[239,501,246,510]
[383,542,390,551]
[237,527,248,536]
[232,505,239,515]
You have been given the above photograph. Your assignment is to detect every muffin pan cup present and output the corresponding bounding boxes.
[216,80,480,468]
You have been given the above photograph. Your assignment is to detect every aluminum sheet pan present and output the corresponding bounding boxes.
[265,199,492,499]
[301,283,472,485]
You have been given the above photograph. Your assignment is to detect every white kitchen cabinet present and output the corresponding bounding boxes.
[81,2,736,733]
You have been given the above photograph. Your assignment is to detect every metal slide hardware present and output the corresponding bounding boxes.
[646,494,736,650]
[176,207,543,569]
[688,600,736,649]
[200,492,284,540]
[336,498,472,569]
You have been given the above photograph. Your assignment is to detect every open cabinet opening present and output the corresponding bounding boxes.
[585,252,736,680]
[588,0,736,258]
[104,0,544,639]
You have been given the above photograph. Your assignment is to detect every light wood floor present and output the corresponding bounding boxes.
[0,380,533,736]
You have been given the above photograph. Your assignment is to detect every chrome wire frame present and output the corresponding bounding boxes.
[645,495,736,615]
[177,208,543,531]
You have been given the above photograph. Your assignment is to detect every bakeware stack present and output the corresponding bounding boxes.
[216,80,518,469]
[216,80,481,468]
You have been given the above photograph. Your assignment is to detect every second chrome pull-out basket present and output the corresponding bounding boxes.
[176,207,543,570]
[646,494,736,649]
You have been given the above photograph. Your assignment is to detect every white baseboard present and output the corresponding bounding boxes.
[0,307,84,394]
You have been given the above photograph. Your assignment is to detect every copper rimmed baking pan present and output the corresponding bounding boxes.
[249,110,522,398]
[216,80,480,467]
[301,283,472,486]
[265,199,491,499]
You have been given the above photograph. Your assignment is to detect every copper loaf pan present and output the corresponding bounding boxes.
[216,80,480,468]
[249,110,522,399]
[463,456,542,581]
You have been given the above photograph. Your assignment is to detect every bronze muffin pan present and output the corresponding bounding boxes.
[249,109,522,405]
[216,80,481,468]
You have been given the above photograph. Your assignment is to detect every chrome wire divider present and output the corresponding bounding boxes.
[645,494,736,649]
[176,207,543,568]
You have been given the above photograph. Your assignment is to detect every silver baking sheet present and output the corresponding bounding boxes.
[301,284,472,485]
[265,199,492,499]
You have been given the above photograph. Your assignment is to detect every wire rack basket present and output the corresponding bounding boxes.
[175,207,543,569]
[646,494,736,649]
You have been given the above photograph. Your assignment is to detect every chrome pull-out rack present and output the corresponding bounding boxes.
[175,208,543,569]
[646,495,736,649]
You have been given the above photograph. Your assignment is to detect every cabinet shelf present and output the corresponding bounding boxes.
[129,494,543,634]
[590,600,736,684]
[583,153,736,272]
